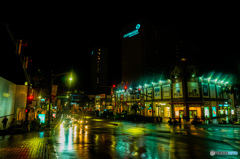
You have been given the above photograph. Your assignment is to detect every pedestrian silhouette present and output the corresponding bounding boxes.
[2,116,8,130]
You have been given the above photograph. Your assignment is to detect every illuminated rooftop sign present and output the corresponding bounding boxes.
[123,24,140,38]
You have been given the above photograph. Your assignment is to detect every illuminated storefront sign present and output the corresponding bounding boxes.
[3,93,10,97]
[204,107,209,118]
[212,107,217,117]
[38,114,45,123]
[123,24,140,38]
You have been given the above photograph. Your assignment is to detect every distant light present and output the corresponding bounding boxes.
[181,58,187,61]
[69,77,73,81]
[91,51,94,55]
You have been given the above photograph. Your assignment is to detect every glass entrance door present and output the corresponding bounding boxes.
[189,110,197,118]
[179,110,184,118]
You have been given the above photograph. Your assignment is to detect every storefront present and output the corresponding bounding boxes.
[204,106,210,118]
[153,102,170,118]
[145,102,152,117]
[174,105,184,118]
[154,103,161,117]
[189,105,202,118]
[218,103,231,117]
[161,103,171,118]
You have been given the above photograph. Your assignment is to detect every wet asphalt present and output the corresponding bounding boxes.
[49,114,240,159]
[0,114,239,159]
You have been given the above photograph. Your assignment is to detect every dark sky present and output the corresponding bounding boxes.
[1,11,240,90]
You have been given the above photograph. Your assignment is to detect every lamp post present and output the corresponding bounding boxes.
[46,71,72,129]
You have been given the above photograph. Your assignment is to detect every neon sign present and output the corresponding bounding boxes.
[38,114,45,123]
[123,24,140,38]
[3,93,10,97]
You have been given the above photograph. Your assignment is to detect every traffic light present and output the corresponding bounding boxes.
[124,86,127,92]
[138,88,141,94]
[25,109,30,113]
[29,95,33,100]
[27,95,33,104]
[113,84,116,88]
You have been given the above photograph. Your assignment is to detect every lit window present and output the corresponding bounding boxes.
[99,49,101,51]
[98,52,101,54]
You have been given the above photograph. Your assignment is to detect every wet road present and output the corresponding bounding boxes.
[49,114,240,159]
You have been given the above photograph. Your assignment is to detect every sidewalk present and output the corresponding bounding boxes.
[0,117,62,158]
[0,115,62,136]
[0,131,50,158]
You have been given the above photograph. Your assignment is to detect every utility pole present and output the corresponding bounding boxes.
[4,23,31,123]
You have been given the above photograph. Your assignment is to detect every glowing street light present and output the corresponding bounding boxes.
[69,77,73,81]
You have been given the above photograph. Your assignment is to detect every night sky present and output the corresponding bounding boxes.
[1,11,240,91]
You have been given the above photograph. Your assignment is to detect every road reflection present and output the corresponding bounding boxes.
[52,116,240,159]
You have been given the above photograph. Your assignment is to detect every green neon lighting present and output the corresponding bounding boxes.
[136,24,140,29]
[123,24,140,38]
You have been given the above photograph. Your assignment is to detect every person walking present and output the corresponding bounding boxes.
[205,115,208,124]
[2,116,8,130]
[158,116,161,125]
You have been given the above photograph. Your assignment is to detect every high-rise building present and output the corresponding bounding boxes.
[122,19,199,85]
[90,48,108,94]
[122,19,178,84]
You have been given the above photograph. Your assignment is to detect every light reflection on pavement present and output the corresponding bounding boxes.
[49,115,240,159]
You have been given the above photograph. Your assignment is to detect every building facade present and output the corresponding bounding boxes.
[0,76,30,129]
[114,72,238,122]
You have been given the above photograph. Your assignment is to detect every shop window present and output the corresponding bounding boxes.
[212,107,217,117]
[204,107,209,118]
[164,107,170,117]
[189,110,197,118]
[179,110,184,118]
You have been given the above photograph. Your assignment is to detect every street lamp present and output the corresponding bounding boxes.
[46,71,73,129]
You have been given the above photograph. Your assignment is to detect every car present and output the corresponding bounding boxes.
[63,118,73,126]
